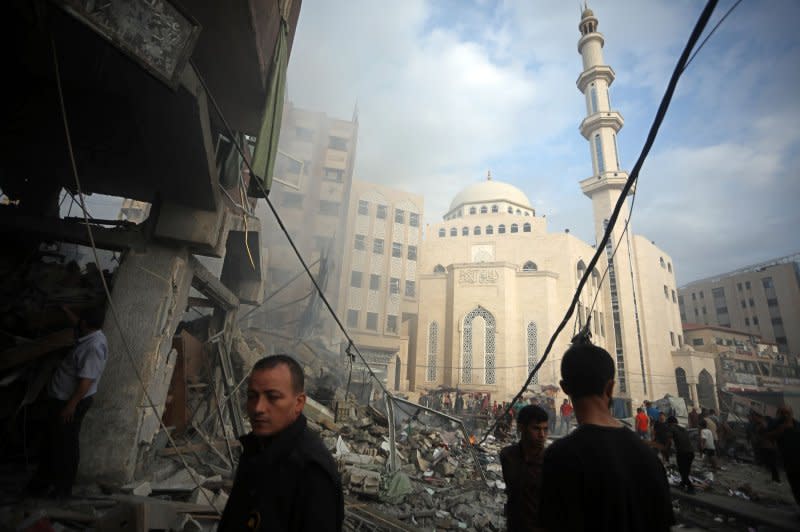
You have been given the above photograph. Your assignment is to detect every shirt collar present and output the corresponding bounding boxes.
[78,329,103,343]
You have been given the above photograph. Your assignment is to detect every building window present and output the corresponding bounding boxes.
[369,274,380,290]
[390,278,400,295]
[668,263,672,273]
[461,307,496,385]
[737,283,743,292]
[745,281,751,289]
[749,298,755,307]
[510,224,519,233]
[323,167,344,182]
[392,242,402,258]
[354,234,366,250]
[474,226,481,236]
[405,280,416,297]
[694,308,699,317]
[469,207,477,215]
[491,204,498,213]
[745,317,750,326]
[296,127,313,140]
[407,245,417,261]
[590,86,598,113]
[450,227,457,237]
[692,338,704,346]
[480,205,488,214]
[486,225,494,235]
[386,315,398,333]
[762,277,774,289]
[741,300,747,309]
[409,212,419,227]
[462,226,469,236]
[516,209,521,215]
[427,322,439,382]
[523,223,531,232]
[346,309,358,328]
[767,298,778,307]
[376,204,387,219]
[433,264,446,274]
[753,316,759,325]
[664,285,669,298]
[527,321,539,381]
[373,238,384,254]
[357,200,369,215]
[670,332,675,346]
[329,136,347,150]
[594,134,605,173]
[678,335,683,348]
[280,192,303,209]
[350,271,362,288]
[692,293,696,301]
[394,209,405,224]
[672,290,677,303]
[613,133,621,169]
[699,291,704,299]
[702,306,707,315]
[498,224,506,234]
[660,257,666,268]
[319,200,341,216]
[507,206,513,214]
[366,312,378,331]
[523,261,537,272]
[438,228,445,237]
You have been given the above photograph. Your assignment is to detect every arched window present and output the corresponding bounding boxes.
[507,206,513,214]
[450,227,457,237]
[469,206,477,215]
[523,223,531,232]
[462,226,469,236]
[462,307,496,384]
[498,224,506,234]
[438,228,445,237]
[434,264,446,274]
[590,86,598,113]
[474,226,481,236]
[527,321,539,380]
[668,263,673,273]
[594,134,605,173]
[577,260,587,280]
[591,268,600,287]
[516,209,521,215]
[491,204,498,213]
[480,205,488,214]
[659,257,666,268]
[523,261,537,272]
[698,370,716,409]
[485,225,494,235]
[427,322,439,382]
[524,211,530,216]
[510,224,519,233]
[675,368,691,405]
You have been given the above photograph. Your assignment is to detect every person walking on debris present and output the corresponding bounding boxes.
[27,305,108,499]
[748,410,780,483]
[559,398,574,435]
[635,407,650,440]
[219,355,343,532]
[667,416,696,494]
[500,405,549,532]
[688,407,699,429]
[699,419,719,472]
[765,405,800,506]
[539,343,674,532]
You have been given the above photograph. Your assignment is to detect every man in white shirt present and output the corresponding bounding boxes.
[699,419,719,471]
[28,305,108,499]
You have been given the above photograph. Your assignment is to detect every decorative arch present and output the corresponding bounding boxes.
[675,367,691,405]
[591,268,600,287]
[480,205,488,214]
[485,225,494,235]
[427,322,439,382]
[433,264,446,274]
[523,222,531,232]
[462,307,496,384]
[526,321,538,381]
[491,204,499,213]
[523,261,538,272]
[469,206,477,215]
[498,224,506,234]
[577,260,587,280]
[510,223,519,233]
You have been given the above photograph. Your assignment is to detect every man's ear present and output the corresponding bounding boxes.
[295,392,307,415]
[604,379,615,399]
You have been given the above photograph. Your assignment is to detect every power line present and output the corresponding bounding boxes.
[478,0,720,445]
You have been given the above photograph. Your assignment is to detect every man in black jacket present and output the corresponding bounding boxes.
[218,354,343,532]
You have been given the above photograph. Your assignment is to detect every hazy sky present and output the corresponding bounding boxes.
[284,0,800,285]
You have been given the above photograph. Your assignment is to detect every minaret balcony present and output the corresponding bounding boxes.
[577,65,616,93]
[580,111,624,139]
[580,171,634,197]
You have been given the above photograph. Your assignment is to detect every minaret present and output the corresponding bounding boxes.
[576,6,646,398]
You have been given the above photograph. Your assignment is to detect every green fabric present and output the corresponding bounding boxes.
[249,18,288,197]
[380,470,413,504]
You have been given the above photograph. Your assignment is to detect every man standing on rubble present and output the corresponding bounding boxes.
[539,343,674,531]
[500,405,549,531]
[27,305,108,499]
[667,416,696,494]
[219,355,343,532]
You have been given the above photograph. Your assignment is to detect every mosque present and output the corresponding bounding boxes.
[410,7,682,407]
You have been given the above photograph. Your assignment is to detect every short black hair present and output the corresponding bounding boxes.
[80,306,106,330]
[252,354,305,393]
[560,343,615,399]
[517,405,548,427]
[667,416,678,424]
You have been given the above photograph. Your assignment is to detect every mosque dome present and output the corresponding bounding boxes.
[448,178,532,213]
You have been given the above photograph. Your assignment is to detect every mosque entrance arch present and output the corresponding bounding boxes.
[461,306,496,385]
[675,367,691,405]
[697,369,716,410]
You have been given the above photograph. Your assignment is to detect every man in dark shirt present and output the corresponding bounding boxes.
[765,406,800,506]
[219,355,343,531]
[539,343,675,532]
[667,416,695,494]
[500,405,549,531]
[653,412,671,463]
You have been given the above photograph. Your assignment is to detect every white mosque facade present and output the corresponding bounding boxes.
[410,8,682,406]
